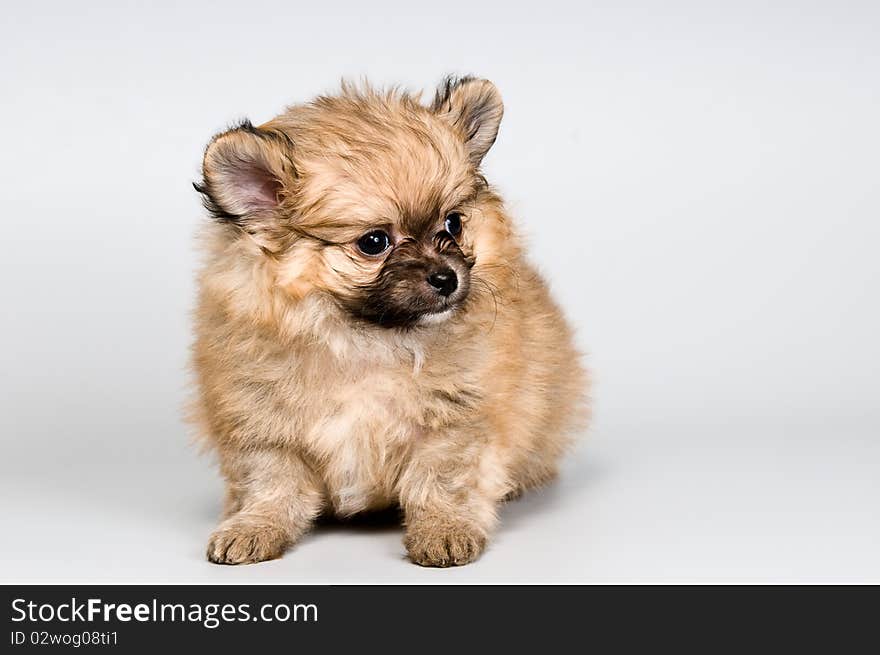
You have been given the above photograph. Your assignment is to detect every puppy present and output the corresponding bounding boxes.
[190,77,588,567]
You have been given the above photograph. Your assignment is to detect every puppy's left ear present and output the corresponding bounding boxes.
[431,76,504,166]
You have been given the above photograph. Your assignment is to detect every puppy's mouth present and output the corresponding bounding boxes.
[418,307,456,325]
[344,270,470,329]
[417,289,466,324]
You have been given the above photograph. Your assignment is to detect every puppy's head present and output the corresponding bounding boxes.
[196,77,505,329]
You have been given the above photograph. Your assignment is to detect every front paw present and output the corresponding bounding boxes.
[206,518,288,565]
[404,519,487,567]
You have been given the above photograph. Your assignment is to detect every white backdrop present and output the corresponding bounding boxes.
[1,1,878,583]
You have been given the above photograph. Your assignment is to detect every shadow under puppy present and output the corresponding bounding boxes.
[191,77,588,567]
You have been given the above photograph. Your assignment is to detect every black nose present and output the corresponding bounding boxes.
[426,269,458,297]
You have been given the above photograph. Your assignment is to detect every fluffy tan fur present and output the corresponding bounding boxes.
[190,78,588,567]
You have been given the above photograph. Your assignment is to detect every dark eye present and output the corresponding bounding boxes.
[356,230,391,256]
[444,212,462,236]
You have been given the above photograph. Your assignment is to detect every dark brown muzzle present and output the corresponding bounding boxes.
[344,231,473,328]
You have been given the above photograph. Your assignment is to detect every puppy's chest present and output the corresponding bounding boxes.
[300,368,423,514]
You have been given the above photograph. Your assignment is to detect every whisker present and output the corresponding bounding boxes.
[469,277,499,332]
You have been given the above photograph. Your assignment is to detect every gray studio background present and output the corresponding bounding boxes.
[1,1,877,583]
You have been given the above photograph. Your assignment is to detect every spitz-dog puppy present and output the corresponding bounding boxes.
[191,77,587,566]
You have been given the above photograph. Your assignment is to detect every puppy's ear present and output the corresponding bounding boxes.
[431,76,504,166]
[195,120,295,233]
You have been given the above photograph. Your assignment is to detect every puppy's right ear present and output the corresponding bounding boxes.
[194,120,295,231]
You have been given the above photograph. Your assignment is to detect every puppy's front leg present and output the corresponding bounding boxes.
[207,448,323,565]
[398,436,502,567]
